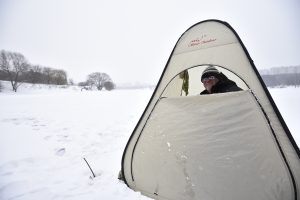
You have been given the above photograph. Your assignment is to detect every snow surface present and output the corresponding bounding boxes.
[0,82,299,200]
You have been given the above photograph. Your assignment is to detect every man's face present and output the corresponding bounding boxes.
[202,76,218,93]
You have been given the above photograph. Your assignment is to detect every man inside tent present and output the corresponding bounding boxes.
[200,66,242,95]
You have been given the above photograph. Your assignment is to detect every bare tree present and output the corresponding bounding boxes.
[51,69,67,85]
[42,67,52,84]
[68,78,74,85]
[28,65,42,84]
[87,72,112,90]
[0,50,29,92]
[104,81,116,91]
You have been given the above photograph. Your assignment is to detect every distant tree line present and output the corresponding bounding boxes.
[0,49,116,92]
[261,73,300,87]
[260,66,300,87]
[0,49,67,92]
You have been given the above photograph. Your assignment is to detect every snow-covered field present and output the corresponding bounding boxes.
[0,82,299,200]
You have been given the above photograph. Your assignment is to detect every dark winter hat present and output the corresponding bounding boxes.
[201,66,220,81]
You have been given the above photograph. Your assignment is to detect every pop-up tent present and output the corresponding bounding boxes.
[120,20,300,200]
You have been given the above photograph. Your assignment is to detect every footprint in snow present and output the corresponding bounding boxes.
[55,148,66,156]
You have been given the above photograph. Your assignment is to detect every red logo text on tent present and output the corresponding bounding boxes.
[188,34,216,47]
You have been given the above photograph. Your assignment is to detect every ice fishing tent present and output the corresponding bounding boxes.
[120,20,300,200]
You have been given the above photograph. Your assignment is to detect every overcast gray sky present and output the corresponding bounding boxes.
[0,0,299,84]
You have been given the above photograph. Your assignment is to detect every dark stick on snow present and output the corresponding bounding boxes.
[83,158,96,178]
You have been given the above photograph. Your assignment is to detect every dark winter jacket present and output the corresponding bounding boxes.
[200,73,242,95]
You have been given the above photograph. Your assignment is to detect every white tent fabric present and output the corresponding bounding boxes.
[121,20,300,200]
[133,91,292,200]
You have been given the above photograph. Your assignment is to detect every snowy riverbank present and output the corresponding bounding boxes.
[0,82,299,199]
